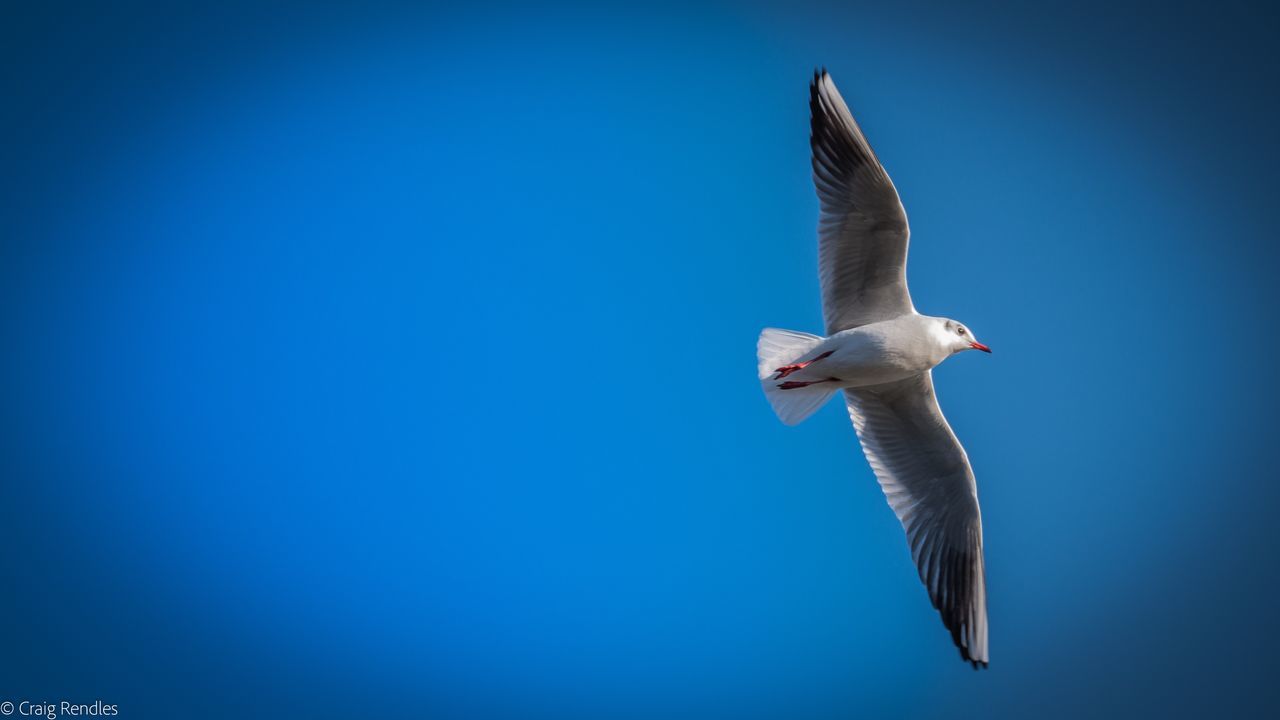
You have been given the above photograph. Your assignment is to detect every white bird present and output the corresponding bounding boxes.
[757,70,991,668]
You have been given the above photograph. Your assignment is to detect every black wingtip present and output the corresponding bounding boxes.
[809,68,831,115]
[960,646,989,670]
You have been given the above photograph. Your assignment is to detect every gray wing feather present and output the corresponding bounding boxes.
[844,373,989,668]
[810,70,913,334]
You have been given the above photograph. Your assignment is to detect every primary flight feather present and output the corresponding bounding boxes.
[757,70,991,668]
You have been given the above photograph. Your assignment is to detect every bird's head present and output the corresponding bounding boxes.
[938,318,991,355]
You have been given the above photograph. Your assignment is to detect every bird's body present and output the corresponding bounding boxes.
[757,70,993,667]
[778,315,960,388]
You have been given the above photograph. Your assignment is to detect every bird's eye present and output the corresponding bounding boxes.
[958,327,967,335]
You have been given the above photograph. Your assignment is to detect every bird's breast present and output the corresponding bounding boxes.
[819,328,940,388]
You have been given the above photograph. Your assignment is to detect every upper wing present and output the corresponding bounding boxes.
[811,70,914,334]
[844,373,988,667]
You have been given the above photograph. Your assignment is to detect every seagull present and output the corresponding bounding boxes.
[757,70,991,668]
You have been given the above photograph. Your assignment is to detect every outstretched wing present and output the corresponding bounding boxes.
[844,373,988,667]
[810,69,914,334]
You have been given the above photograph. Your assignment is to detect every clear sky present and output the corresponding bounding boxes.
[2,1,1278,718]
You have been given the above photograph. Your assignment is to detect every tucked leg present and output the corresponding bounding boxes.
[773,350,834,379]
[777,376,840,390]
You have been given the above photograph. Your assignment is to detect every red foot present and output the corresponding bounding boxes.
[773,350,833,379]
[774,365,804,379]
[777,377,839,390]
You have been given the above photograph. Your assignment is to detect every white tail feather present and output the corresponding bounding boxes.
[757,328,823,379]
[757,328,838,425]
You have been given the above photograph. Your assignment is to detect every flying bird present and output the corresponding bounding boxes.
[757,70,991,668]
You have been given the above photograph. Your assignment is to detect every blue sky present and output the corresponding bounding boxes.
[2,2,1278,718]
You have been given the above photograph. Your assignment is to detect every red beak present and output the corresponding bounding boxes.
[969,342,992,353]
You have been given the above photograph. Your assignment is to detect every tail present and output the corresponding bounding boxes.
[757,328,839,426]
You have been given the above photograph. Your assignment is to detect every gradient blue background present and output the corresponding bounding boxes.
[2,2,1278,717]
